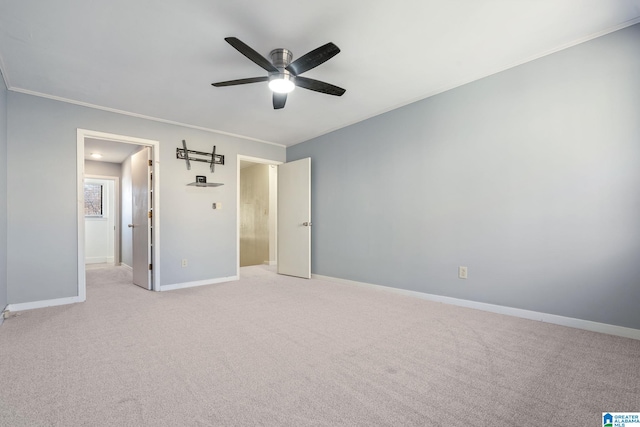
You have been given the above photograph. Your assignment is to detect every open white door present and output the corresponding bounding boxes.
[131,147,152,289]
[277,157,311,278]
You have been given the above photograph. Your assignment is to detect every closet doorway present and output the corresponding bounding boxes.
[237,156,280,273]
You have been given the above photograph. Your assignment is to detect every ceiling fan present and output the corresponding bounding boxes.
[212,37,346,109]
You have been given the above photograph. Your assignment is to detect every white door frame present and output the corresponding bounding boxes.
[84,174,120,266]
[237,155,282,277]
[77,129,161,301]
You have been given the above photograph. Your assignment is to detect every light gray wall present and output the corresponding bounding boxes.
[0,72,7,313]
[288,24,640,329]
[6,92,285,304]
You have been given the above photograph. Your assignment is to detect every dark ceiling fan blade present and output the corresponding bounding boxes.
[211,76,268,87]
[286,42,340,76]
[295,76,346,96]
[224,37,278,73]
[273,92,287,109]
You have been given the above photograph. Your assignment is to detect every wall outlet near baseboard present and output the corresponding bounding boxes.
[181,259,188,268]
[458,266,468,279]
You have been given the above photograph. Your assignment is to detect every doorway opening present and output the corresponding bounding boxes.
[77,129,161,301]
[237,155,281,276]
[84,176,119,268]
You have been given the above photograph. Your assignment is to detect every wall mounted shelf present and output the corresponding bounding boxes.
[186,182,224,187]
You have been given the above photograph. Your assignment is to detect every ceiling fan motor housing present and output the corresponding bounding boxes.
[269,48,295,85]
[269,48,293,68]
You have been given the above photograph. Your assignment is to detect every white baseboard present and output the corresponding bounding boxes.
[85,257,108,264]
[312,274,640,341]
[263,261,277,266]
[6,296,83,313]
[120,263,133,271]
[160,275,239,292]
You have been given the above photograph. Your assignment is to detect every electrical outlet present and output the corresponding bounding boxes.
[181,259,188,268]
[458,266,468,279]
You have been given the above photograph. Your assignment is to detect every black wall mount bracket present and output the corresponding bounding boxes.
[176,139,225,173]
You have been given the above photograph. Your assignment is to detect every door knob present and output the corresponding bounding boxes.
[128,224,134,228]
[302,222,312,226]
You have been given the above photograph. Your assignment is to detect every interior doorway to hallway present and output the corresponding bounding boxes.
[77,129,161,301]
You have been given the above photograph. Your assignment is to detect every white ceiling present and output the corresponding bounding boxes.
[1,1,639,147]
[84,138,141,163]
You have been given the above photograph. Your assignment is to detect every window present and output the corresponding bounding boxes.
[84,183,103,217]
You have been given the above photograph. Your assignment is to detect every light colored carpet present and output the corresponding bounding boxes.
[0,265,638,426]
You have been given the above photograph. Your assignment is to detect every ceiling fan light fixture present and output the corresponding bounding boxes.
[212,38,345,109]
[268,73,295,94]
